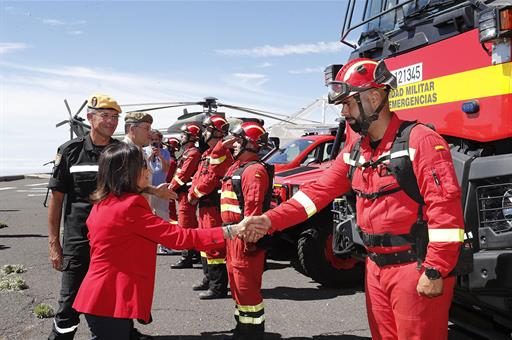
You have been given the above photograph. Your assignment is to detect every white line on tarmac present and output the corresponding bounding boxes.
[0,187,16,191]
[25,182,48,187]
[27,194,47,197]
[16,189,47,193]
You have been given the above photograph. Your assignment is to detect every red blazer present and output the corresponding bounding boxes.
[73,193,225,322]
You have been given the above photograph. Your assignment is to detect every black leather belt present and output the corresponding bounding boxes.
[367,250,417,267]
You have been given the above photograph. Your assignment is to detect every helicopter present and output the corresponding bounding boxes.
[121,96,322,134]
[56,96,322,140]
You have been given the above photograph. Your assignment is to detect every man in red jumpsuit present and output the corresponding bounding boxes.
[242,58,465,340]
[213,121,270,340]
[188,115,233,299]
[165,136,180,222]
[169,124,202,269]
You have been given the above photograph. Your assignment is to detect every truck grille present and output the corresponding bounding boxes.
[477,182,512,234]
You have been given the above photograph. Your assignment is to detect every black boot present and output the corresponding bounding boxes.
[199,263,227,299]
[191,250,201,264]
[192,276,210,291]
[198,288,227,299]
[171,250,194,269]
[237,322,265,340]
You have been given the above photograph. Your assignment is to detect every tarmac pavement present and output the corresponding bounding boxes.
[0,177,482,340]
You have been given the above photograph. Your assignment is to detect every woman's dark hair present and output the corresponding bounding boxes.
[90,143,145,203]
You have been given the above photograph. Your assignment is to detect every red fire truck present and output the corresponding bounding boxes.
[326,0,512,337]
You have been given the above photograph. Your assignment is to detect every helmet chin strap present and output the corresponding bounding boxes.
[351,90,389,136]
[234,139,258,159]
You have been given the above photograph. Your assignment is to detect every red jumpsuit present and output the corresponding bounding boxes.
[189,140,234,293]
[265,113,464,340]
[170,145,201,228]
[166,155,178,221]
[220,150,268,340]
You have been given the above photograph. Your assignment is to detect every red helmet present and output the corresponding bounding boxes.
[231,122,268,148]
[202,115,229,134]
[181,123,201,137]
[167,137,181,150]
[327,58,396,104]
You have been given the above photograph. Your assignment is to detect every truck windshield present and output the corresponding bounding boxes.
[343,0,463,45]
[266,139,314,165]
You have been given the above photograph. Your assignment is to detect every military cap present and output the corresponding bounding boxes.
[87,93,122,113]
[124,111,153,124]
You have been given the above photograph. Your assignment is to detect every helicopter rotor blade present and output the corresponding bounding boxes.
[121,101,201,108]
[219,103,321,124]
[126,103,201,113]
[64,99,73,119]
[56,120,69,128]
[74,99,88,117]
[219,104,296,125]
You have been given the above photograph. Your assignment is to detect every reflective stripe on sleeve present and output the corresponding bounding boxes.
[221,191,238,199]
[292,190,317,218]
[173,175,184,186]
[209,155,226,165]
[200,251,207,258]
[69,165,98,173]
[194,187,205,198]
[428,228,464,242]
[169,220,178,225]
[220,204,241,214]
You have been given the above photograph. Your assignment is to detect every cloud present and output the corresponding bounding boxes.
[258,62,273,68]
[216,41,343,57]
[42,18,66,26]
[225,73,269,89]
[288,67,324,75]
[0,60,318,176]
[0,42,29,55]
[67,30,84,36]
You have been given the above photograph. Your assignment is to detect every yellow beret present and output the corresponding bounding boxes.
[87,93,122,113]
[124,111,153,124]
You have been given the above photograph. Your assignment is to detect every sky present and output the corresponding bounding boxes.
[0,0,355,176]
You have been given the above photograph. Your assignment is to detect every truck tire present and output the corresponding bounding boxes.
[297,222,364,288]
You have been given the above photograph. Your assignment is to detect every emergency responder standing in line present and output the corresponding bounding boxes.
[241,58,464,340]
[170,124,203,269]
[47,93,124,340]
[216,122,270,340]
[188,115,233,299]
[165,136,180,222]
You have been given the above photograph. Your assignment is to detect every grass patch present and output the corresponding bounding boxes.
[0,276,28,291]
[34,303,55,318]
[2,264,26,274]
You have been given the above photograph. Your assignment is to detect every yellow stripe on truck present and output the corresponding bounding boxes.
[390,62,512,111]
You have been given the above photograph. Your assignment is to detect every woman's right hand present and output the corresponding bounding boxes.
[229,215,271,242]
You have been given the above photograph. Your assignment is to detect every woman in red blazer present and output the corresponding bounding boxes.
[72,143,250,340]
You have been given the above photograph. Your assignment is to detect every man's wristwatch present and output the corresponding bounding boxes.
[424,267,442,280]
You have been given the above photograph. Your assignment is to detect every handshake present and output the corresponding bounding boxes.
[225,215,272,243]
